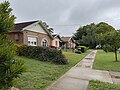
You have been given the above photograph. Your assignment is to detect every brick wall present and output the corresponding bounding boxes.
[23,30,52,46]
[8,32,23,44]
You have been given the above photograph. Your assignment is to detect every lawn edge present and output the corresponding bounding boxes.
[46,50,91,90]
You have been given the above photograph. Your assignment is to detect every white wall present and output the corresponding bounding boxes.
[25,23,47,34]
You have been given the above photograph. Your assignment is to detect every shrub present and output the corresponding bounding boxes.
[49,45,57,49]
[14,44,21,55]
[16,45,68,64]
[15,45,28,56]
[52,54,68,64]
[0,45,26,90]
[75,49,82,54]
[77,46,87,53]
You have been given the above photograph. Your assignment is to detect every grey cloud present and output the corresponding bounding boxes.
[69,0,120,25]
[7,0,120,35]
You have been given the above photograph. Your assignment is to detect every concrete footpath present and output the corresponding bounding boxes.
[47,50,113,90]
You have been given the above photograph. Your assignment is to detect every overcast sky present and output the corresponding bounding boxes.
[4,0,120,36]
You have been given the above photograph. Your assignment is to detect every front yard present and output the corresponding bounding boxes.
[14,50,90,90]
[93,50,120,72]
[88,80,120,90]
[89,50,120,90]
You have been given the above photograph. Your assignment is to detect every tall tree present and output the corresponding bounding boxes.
[74,22,115,48]
[0,1,15,33]
[80,23,98,48]
[74,23,98,48]
[0,1,26,89]
[96,22,115,34]
[102,31,120,62]
[42,22,54,34]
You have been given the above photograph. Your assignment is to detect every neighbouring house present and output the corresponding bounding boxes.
[51,34,62,48]
[8,20,53,46]
[61,37,76,49]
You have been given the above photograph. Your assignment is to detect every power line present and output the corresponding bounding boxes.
[105,18,120,22]
[49,18,120,27]
[49,24,80,26]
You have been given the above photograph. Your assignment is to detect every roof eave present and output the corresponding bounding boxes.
[39,21,54,40]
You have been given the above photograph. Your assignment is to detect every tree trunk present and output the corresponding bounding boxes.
[114,48,118,62]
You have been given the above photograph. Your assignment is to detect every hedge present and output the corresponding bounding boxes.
[77,46,87,53]
[15,45,68,64]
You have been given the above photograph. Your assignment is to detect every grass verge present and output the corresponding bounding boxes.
[93,50,120,71]
[88,80,120,90]
[14,50,90,90]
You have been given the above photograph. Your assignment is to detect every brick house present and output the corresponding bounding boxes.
[61,37,76,49]
[51,34,62,48]
[8,20,53,46]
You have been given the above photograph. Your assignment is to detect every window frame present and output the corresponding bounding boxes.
[55,41,57,46]
[41,38,48,47]
[28,36,38,46]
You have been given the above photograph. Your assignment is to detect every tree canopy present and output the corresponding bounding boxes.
[96,22,115,34]
[0,1,26,89]
[102,31,120,61]
[74,22,115,48]
[0,1,15,33]
[42,22,54,34]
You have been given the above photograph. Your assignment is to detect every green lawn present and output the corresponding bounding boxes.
[14,50,90,90]
[88,80,120,90]
[93,50,120,71]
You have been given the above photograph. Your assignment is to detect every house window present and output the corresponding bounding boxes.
[28,37,37,46]
[55,41,57,46]
[41,39,48,47]
[15,34,19,41]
